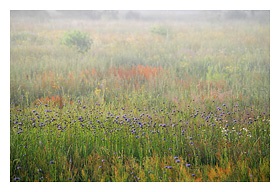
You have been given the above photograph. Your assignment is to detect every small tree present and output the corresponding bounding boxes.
[61,30,92,53]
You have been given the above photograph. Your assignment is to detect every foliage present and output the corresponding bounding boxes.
[10,17,270,182]
[150,25,169,37]
[61,30,92,53]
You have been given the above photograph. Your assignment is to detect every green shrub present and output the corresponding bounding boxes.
[61,30,92,53]
[150,25,169,37]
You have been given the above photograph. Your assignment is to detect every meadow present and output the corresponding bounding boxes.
[10,12,270,182]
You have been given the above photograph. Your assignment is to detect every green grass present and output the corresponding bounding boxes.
[10,16,270,182]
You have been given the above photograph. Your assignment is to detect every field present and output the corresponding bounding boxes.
[10,11,270,182]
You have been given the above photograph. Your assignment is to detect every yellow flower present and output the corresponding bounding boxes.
[95,88,101,96]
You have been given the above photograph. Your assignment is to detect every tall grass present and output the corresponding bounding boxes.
[10,17,270,181]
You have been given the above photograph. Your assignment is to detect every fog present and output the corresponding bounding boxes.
[11,10,269,23]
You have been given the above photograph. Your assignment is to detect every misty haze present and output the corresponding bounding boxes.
[10,10,270,182]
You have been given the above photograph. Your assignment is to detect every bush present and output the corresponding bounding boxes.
[61,30,92,53]
[150,25,169,36]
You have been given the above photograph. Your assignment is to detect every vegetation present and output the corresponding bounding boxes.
[10,12,270,182]
[61,30,92,53]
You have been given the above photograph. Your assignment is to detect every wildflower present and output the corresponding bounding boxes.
[175,159,180,163]
[95,88,101,96]
[13,177,20,181]
[192,174,196,177]
[49,160,55,164]
[186,163,191,167]
[165,166,172,169]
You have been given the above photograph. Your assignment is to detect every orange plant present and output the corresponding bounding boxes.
[40,70,55,89]
[110,65,162,80]
[34,95,64,108]
[136,65,162,80]
[79,68,96,81]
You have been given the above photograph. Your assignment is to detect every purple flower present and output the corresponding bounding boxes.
[165,166,172,169]
[186,163,191,167]
[13,177,20,181]
[192,174,196,177]
[175,159,180,163]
